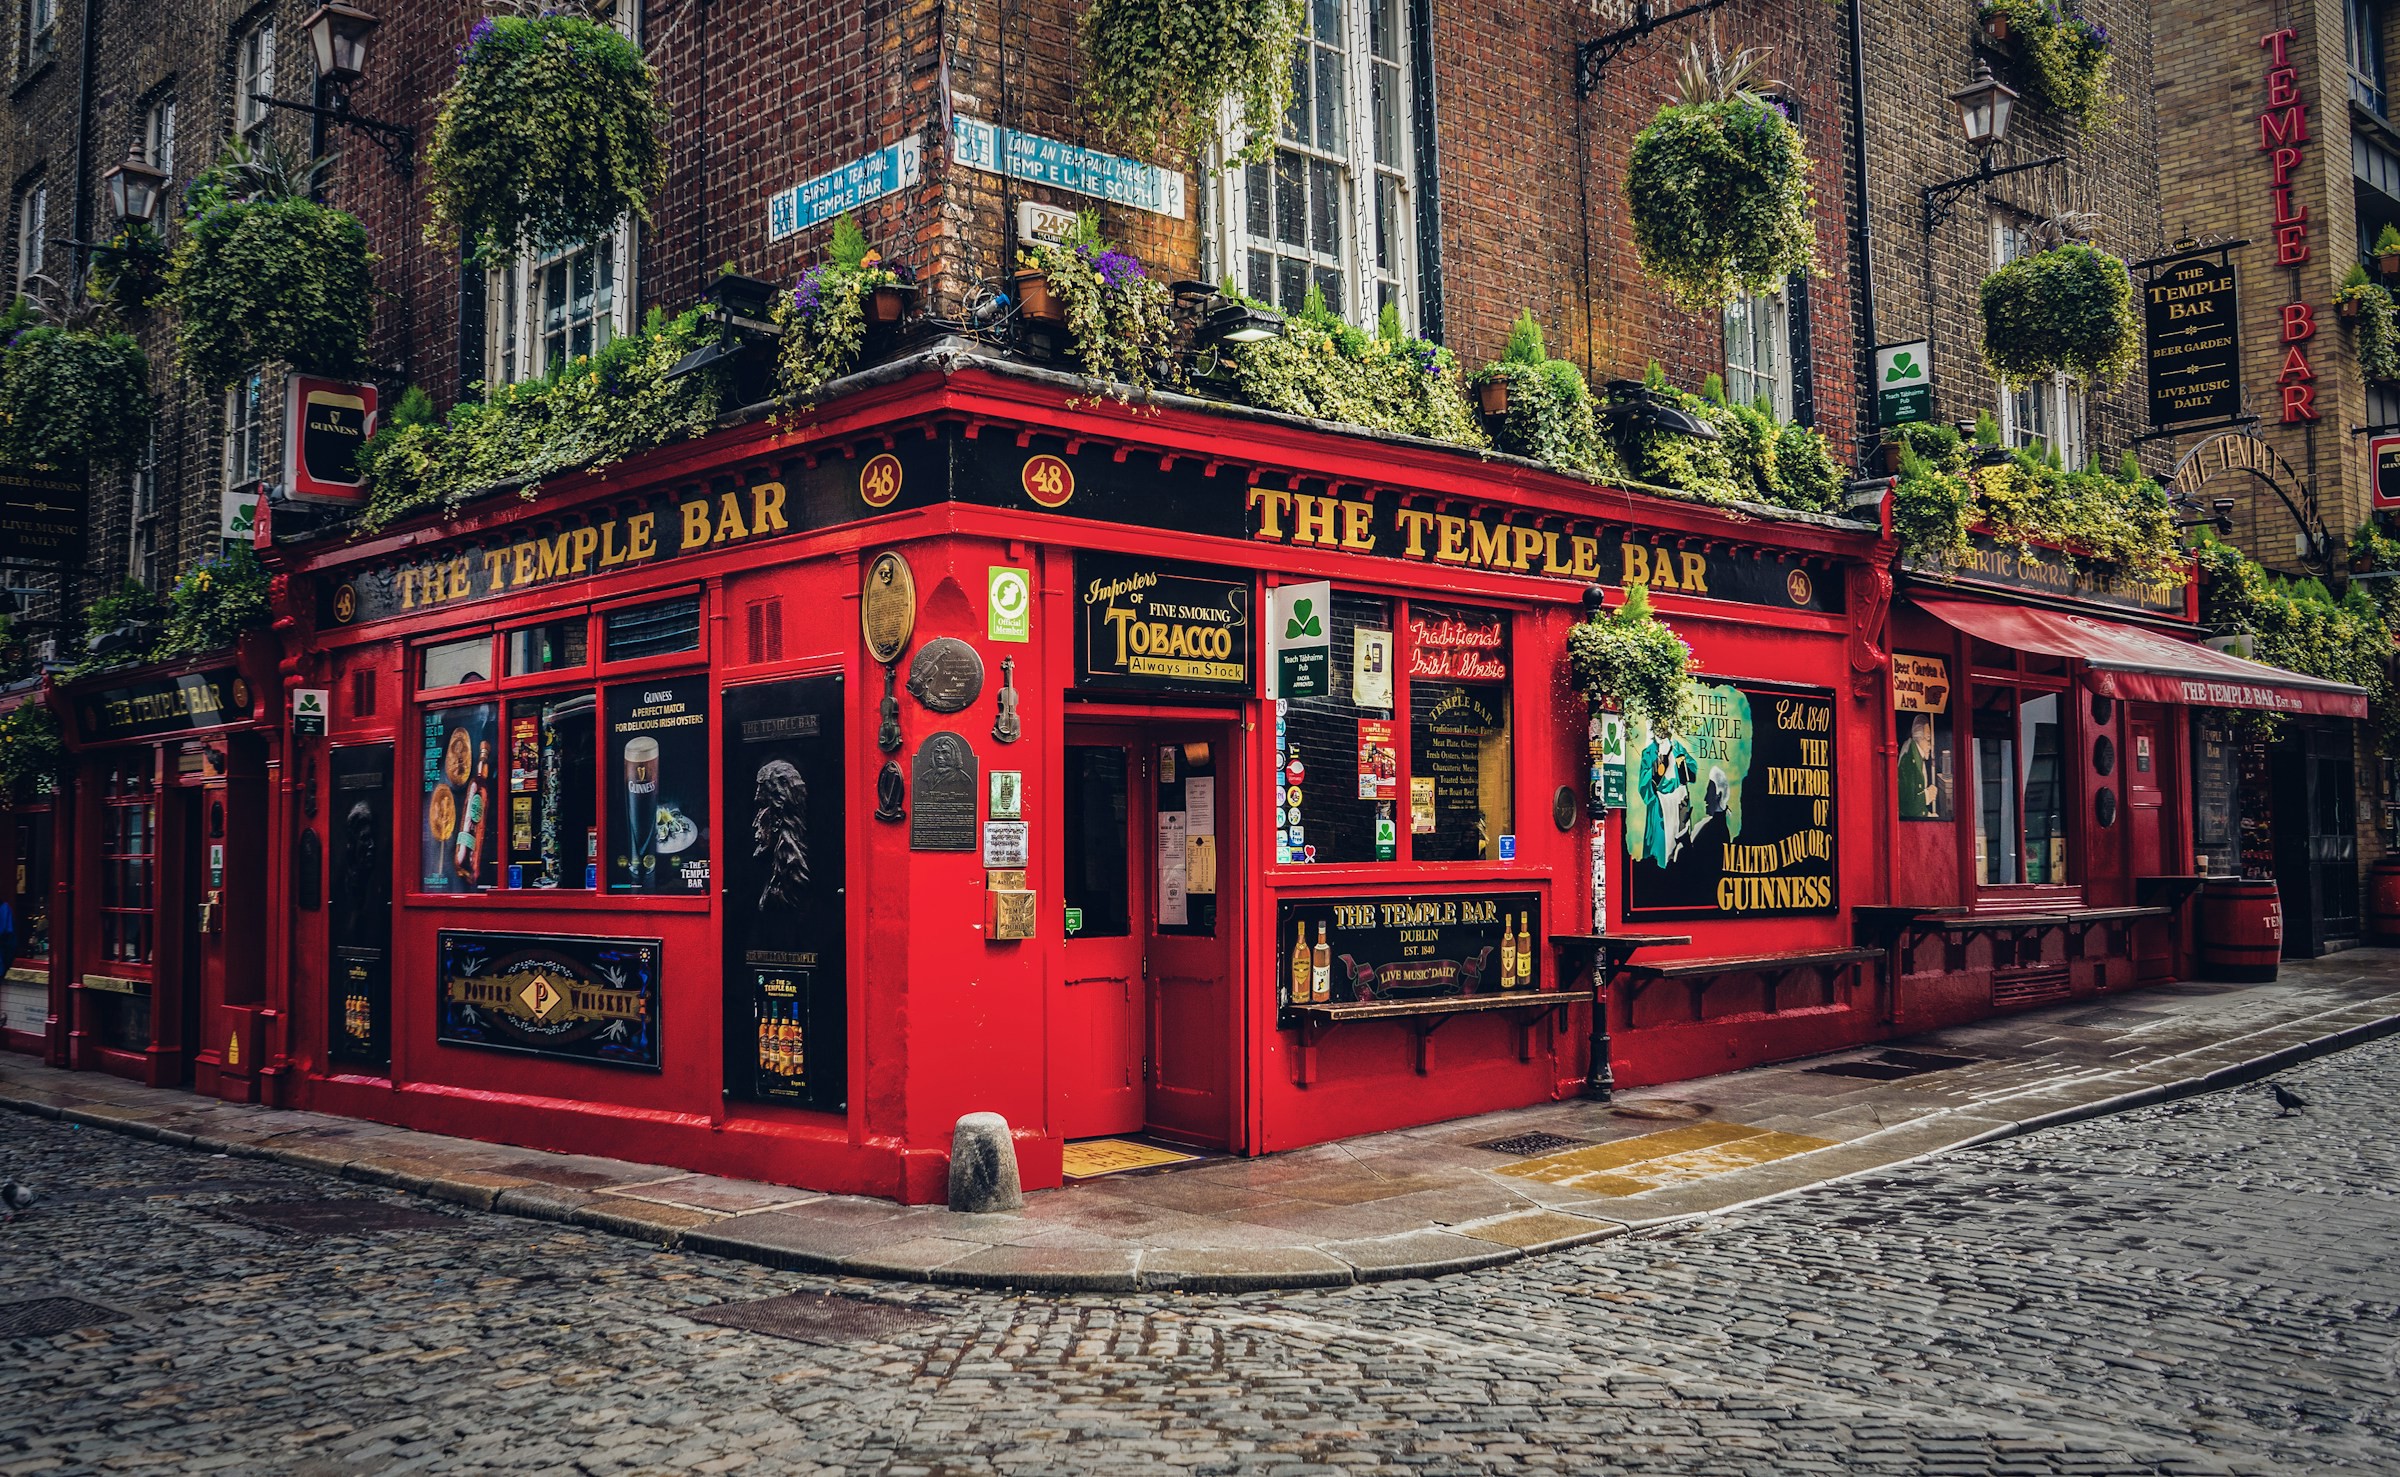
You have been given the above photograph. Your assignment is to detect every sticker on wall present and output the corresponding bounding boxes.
[1271,581,1332,698]
[987,566,1031,642]
[291,687,329,737]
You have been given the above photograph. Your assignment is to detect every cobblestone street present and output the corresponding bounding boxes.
[6,1035,2398,1477]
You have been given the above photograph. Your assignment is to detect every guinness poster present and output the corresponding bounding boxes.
[327,743,393,1069]
[1074,553,1254,695]
[1273,891,1540,1027]
[2143,255,2240,429]
[436,930,661,1069]
[722,677,847,1110]
[1623,682,1838,919]
[605,678,711,893]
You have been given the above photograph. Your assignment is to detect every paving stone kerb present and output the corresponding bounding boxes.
[8,955,2400,1293]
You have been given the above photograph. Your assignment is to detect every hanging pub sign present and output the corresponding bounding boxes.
[0,463,87,569]
[1892,653,1951,713]
[2371,433,2400,510]
[75,667,254,742]
[1274,891,1541,1027]
[1623,681,1838,919]
[2142,255,2240,429]
[283,375,380,506]
[436,930,661,1069]
[1073,552,1254,695]
[722,676,848,1111]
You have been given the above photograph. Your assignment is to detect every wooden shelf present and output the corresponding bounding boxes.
[1286,988,1596,1024]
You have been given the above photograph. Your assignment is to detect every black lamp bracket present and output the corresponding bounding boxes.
[1921,150,2065,234]
[1574,0,1730,97]
[253,82,416,178]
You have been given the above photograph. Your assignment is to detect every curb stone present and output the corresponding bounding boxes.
[5,1006,2395,1291]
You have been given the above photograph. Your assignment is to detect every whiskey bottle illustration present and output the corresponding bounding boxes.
[1499,916,1518,990]
[1518,913,1534,988]
[1311,922,1332,1003]
[1290,922,1310,1006]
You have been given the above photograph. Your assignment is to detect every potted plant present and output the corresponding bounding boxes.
[425,12,669,259]
[1016,213,1178,395]
[1977,0,2114,130]
[1623,40,1817,312]
[1470,312,1617,477]
[1564,581,1694,732]
[88,220,167,311]
[1013,267,1063,324]
[1224,291,1486,449]
[1477,374,1510,417]
[1978,235,2139,389]
[1980,3,2011,42]
[1079,0,1305,163]
[2335,263,2400,381]
[2377,224,2400,278]
[773,216,917,401]
[165,136,372,388]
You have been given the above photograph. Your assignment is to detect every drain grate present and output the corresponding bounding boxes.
[1471,1131,1591,1156]
[689,1292,944,1345]
[207,1198,461,1237]
[1993,964,2072,1007]
[0,1297,127,1338]
[1809,1049,1980,1081]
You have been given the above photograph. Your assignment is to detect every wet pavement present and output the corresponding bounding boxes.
[3,1026,2396,1473]
[4,952,2399,1289]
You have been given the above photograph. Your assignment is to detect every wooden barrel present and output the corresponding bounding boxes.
[2198,878,2282,982]
[2367,858,2400,944]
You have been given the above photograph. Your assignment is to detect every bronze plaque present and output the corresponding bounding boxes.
[906,637,985,713]
[861,550,917,665]
[909,732,977,851]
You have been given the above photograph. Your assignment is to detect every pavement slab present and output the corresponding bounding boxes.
[5,949,2400,1289]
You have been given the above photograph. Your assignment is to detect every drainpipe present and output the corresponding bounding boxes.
[68,0,100,300]
[1845,0,1881,465]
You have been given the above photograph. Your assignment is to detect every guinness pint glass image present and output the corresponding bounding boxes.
[623,736,661,888]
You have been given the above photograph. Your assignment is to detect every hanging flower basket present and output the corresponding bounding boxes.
[1977,239,2138,388]
[1079,0,1306,163]
[2335,271,2400,382]
[869,283,915,325]
[166,143,373,390]
[1563,583,1694,732]
[1013,269,1063,325]
[1624,43,1817,313]
[1976,1,2113,130]
[425,13,669,258]
[1018,227,1179,397]
[0,321,153,467]
[771,218,918,402]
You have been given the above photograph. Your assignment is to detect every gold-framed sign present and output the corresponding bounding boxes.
[861,550,917,664]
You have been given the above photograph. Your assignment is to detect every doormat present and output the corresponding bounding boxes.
[1806,1049,1979,1081]
[1061,1138,1205,1180]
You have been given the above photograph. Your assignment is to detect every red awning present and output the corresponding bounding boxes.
[1912,597,2370,719]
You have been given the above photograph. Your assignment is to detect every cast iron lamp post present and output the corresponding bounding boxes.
[99,151,168,225]
[251,5,416,179]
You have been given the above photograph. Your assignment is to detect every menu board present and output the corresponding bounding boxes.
[1623,682,1838,919]
[604,678,711,893]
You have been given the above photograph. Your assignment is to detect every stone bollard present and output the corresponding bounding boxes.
[947,1111,1023,1213]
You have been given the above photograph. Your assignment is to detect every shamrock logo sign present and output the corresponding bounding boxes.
[1884,351,1920,383]
[1284,598,1322,641]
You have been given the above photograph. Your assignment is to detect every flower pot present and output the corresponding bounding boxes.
[2341,297,2364,320]
[2381,252,2400,278]
[1477,378,1511,416]
[1982,12,2008,41]
[1881,442,1907,476]
[1013,269,1063,325]
[869,283,915,325]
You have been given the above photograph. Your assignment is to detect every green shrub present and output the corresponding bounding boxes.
[168,194,373,389]
[1624,45,1816,311]
[1978,240,2138,388]
[1564,582,1695,731]
[0,323,151,465]
[155,545,271,661]
[1079,0,1305,162]
[1228,288,1486,447]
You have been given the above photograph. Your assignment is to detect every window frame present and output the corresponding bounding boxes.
[1966,648,2076,891]
[221,369,269,554]
[403,591,713,904]
[143,95,177,180]
[19,0,55,71]
[1992,219,2088,466]
[97,756,160,976]
[2349,0,2388,114]
[15,181,45,294]
[1210,0,1425,331]
[128,432,162,587]
[235,19,275,143]
[1723,285,1794,420]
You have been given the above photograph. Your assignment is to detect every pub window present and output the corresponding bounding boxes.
[235,18,275,142]
[99,758,156,966]
[1281,591,1397,864]
[19,0,55,69]
[1064,744,1133,938]
[1406,602,1512,862]
[508,619,589,675]
[601,593,701,662]
[420,635,494,691]
[1994,220,2087,466]
[14,803,51,958]
[1971,682,2070,884]
[141,95,176,181]
[504,692,597,889]
[14,180,43,293]
[1723,285,1792,420]
[421,701,500,892]
[128,433,163,588]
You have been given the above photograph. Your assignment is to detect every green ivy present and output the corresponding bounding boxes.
[773,217,913,402]
[2335,266,2400,383]
[167,188,373,390]
[1469,313,1619,477]
[1979,0,2114,130]
[1978,240,2138,389]
[1079,0,1305,163]
[0,701,61,797]
[1228,289,1486,448]
[1625,91,1816,312]
[0,322,151,466]
[1887,422,2182,584]
[81,578,163,654]
[425,14,668,259]
[1615,368,1844,514]
[88,221,167,311]
[2196,535,2397,746]
[361,308,728,530]
[1888,422,1976,564]
[155,545,271,662]
[1564,582,1696,731]
[1022,232,1180,398]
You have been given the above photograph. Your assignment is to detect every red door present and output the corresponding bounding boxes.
[1056,727,1145,1138]
[1055,720,1236,1148]
[2127,706,2169,878]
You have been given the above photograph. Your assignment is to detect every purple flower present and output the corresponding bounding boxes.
[791,264,831,317]
[1093,250,1146,289]
[457,16,497,65]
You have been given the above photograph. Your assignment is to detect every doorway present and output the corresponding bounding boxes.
[2272,723,2359,955]
[1055,718,1236,1148]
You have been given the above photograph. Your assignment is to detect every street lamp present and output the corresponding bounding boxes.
[1946,59,2017,151]
[101,150,169,225]
[303,3,381,86]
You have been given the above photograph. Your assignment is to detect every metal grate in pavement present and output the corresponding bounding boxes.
[689,1292,944,1345]
[0,1297,127,1338]
[1471,1131,1591,1156]
[206,1198,461,1237]
[1809,1049,1980,1081]
[1993,964,2072,1007]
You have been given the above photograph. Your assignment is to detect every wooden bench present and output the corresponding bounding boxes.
[1549,933,1690,1100]
[1614,946,1885,1017]
[1286,990,1598,1075]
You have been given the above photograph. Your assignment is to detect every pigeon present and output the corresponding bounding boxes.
[2269,1082,2307,1116]
[0,1180,31,1220]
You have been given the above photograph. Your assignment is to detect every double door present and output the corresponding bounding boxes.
[1054,720,1235,1148]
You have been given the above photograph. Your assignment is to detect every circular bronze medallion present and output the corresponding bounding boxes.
[1785,568,1814,605]
[331,584,358,623]
[1553,784,1578,831]
[906,637,986,713]
[859,453,903,508]
[861,550,917,665]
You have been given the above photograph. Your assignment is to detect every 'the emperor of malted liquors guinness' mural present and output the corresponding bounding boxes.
[1622,681,1838,919]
